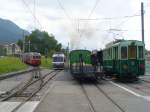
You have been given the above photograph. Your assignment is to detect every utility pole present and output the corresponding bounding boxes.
[67,42,69,70]
[67,42,69,58]
[78,18,79,33]
[45,48,48,63]
[141,2,145,43]
[22,30,25,53]
[28,40,31,52]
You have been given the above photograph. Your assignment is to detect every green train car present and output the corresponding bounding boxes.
[69,50,95,78]
[103,40,145,78]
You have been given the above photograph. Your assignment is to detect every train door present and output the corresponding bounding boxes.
[138,46,145,75]
[79,54,83,73]
[121,46,128,74]
[128,45,137,74]
[113,46,118,73]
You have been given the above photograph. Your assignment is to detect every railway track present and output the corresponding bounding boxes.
[0,74,33,99]
[104,76,150,96]
[78,79,125,112]
[11,70,60,112]
[104,76,150,100]
[0,67,44,99]
[0,70,61,112]
[79,82,96,112]
[0,70,55,101]
[95,82,125,112]
[123,79,150,95]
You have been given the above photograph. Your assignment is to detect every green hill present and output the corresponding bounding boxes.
[0,18,29,43]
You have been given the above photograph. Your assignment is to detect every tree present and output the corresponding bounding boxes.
[17,39,23,50]
[17,29,62,56]
[55,43,62,51]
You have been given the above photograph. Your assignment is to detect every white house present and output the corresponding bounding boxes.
[0,43,21,55]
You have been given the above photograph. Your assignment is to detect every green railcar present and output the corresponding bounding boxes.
[103,40,145,78]
[69,50,95,78]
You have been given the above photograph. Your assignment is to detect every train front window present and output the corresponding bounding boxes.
[128,46,137,59]
[138,46,144,59]
[53,57,63,62]
[121,47,127,59]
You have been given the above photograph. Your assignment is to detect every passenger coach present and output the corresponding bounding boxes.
[102,39,145,78]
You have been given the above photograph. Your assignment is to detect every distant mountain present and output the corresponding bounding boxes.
[0,18,29,43]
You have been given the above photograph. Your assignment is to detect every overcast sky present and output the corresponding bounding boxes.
[0,0,150,50]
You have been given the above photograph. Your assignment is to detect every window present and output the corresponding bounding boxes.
[114,47,118,59]
[53,57,63,62]
[108,49,111,59]
[128,46,137,59]
[121,47,127,59]
[110,48,112,59]
[138,46,143,59]
[33,56,36,59]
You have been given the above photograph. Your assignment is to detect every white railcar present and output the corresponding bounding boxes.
[52,53,65,69]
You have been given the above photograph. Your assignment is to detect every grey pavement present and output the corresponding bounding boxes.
[34,71,150,112]
[99,80,150,112]
[34,71,91,112]
[1,69,150,112]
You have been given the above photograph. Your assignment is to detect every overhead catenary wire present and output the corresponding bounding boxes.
[79,8,140,39]
[34,0,36,29]
[103,14,140,43]
[56,0,71,20]
[79,0,101,38]
[108,11,141,39]
[56,0,79,33]
[88,0,101,18]
[79,14,140,21]
[21,0,43,30]
[56,0,141,38]
[77,0,141,43]
[56,0,102,38]
[115,11,141,28]
[100,11,141,45]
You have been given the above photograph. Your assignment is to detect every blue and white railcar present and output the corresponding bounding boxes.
[52,53,65,69]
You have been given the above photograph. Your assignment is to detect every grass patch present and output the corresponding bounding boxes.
[41,56,52,69]
[0,56,28,75]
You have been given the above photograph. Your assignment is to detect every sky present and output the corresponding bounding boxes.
[0,0,150,50]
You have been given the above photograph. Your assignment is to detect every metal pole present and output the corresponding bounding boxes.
[67,42,69,70]
[22,30,25,53]
[29,40,31,52]
[141,2,145,43]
